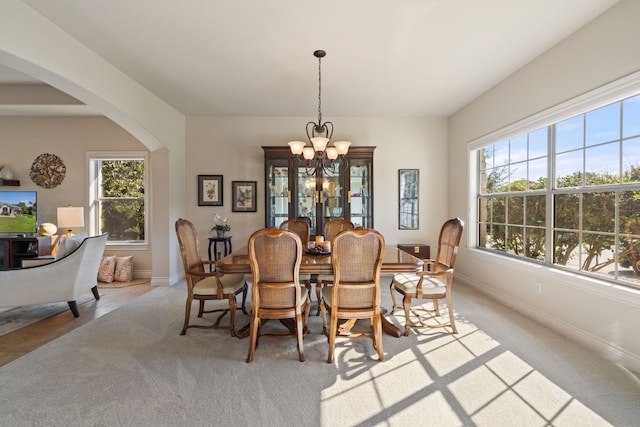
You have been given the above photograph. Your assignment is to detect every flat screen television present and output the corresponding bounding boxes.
[0,190,38,236]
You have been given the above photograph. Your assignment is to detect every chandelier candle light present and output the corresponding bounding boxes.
[288,50,351,176]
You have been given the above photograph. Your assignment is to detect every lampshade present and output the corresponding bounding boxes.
[57,206,85,235]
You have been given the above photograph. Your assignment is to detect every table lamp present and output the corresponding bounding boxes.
[57,206,85,236]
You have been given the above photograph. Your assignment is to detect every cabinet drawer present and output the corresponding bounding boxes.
[397,244,430,260]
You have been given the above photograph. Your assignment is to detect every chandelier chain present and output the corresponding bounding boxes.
[317,54,322,125]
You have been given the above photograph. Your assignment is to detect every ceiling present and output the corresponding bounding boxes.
[0,0,620,118]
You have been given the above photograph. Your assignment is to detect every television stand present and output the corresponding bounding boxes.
[0,237,38,269]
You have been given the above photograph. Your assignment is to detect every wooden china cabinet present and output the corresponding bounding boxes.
[263,146,375,237]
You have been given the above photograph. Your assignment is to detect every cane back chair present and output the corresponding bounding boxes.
[390,217,464,335]
[315,219,355,314]
[175,218,247,336]
[320,228,386,363]
[247,228,311,363]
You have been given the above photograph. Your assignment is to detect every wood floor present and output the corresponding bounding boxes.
[0,282,154,368]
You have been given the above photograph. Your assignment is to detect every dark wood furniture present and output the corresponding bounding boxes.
[397,243,430,260]
[0,236,38,269]
[207,235,232,261]
[263,146,375,237]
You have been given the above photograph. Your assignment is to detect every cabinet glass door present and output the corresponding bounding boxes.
[321,164,344,228]
[266,160,290,228]
[295,166,318,235]
[349,160,372,228]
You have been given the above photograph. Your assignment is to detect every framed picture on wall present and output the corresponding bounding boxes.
[198,175,223,206]
[232,181,257,212]
[398,169,419,229]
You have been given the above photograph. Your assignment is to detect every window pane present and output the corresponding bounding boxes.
[493,141,509,166]
[583,192,615,233]
[485,224,506,252]
[618,236,640,283]
[507,226,524,255]
[556,116,583,152]
[508,162,527,191]
[623,95,640,138]
[491,197,506,223]
[486,167,508,193]
[585,103,620,146]
[508,196,524,225]
[510,135,527,163]
[585,142,620,185]
[479,147,489,171]
[526,195,545,227]
[529,127,548,158]
[101,199,145,241]
[619,190,640,234]
[528,157,547,189]
[554,230,579,267]
[555,150,583,188]
[622,137,640,183]
[525,227,545,261]
[554,194,579,229]
[100,160,144,198]
[582,232,615,273]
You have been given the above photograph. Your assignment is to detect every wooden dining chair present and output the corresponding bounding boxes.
[390,217,464,335]
[175,218,248,336]
[247,227,311,363]
[319,228,386,363]
[315,218,355,314]
[280,218,313,296]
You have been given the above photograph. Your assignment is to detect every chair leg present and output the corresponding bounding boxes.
[320,296,329,336]
[433,299,440,316]
[447,294,458,334]
[402,295,412,336]
[389,281,399,312]
[241,282,249,315]
[228,295,237,337]
[295,311,305,362]
[315,280,323,315]
[327,312,338,363]
[246,315,260,363]
[303,296,311,333]
[181,297,193,335]
[67,301,79,318]
[90,285,100,300]
[373,312,384,361]
[197,300,205,317]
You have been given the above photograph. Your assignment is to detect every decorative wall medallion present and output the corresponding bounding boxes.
[30,153,67,188]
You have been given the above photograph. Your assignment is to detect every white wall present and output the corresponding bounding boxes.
[449,0,640,372]
[186,116,448,251]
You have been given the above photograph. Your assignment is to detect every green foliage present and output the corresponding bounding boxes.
[481,163,640,274]
[100,160,145,241]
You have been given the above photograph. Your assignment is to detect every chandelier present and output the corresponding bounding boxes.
[288,50,351,175]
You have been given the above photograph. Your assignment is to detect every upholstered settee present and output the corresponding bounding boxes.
[0,233,108,317]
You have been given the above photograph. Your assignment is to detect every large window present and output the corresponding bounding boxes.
[88,152,147,246]
[477,92,640,288]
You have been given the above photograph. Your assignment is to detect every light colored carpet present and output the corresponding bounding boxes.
[0,280,638,426]
[0,293,99,337]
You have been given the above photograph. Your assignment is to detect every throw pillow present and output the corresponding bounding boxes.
[97,256,117,283]
[114,256,134,282]
[54,233,88,260]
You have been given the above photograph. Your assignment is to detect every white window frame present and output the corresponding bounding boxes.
[468,70,640,287]
[87,151,149,250]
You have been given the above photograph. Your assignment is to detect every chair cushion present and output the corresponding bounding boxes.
[193,273,245,296]
[392,273,447,295]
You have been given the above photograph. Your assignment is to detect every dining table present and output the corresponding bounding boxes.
[216,245,424,338]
